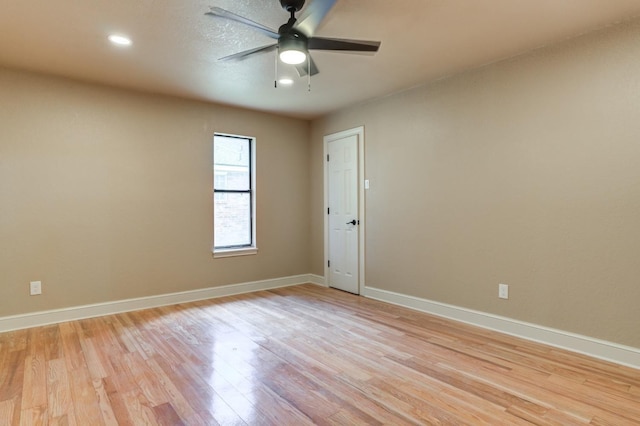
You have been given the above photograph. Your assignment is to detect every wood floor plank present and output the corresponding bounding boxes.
[245,384,316,426]
[19,405,47,426]
[153,402,185,426]
[46,358,74,422]
[120,389,158,425]
[68,361,106,426]
[102,377,135,426]
[93,378,119,425]
[20,353,46,411]
[0,350,25,402]
[146,356,220,425]
[1,284,640,425]
[0,398,16,426]
[123,351,169,407]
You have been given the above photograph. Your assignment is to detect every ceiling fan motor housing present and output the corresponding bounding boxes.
[280,0,305,12]
[278,31,307,50]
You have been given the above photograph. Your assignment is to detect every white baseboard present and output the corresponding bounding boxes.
[5,276,637,370]
[363,286,640,370]
[0,274,318,333]
[308,274,327,287]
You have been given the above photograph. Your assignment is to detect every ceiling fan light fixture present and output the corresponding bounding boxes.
[278,34,307,65]
[280,49,306,65]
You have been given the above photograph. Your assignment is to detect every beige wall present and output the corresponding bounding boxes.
[0,68,310,317]
[311,19,640,348]
[3,17,640,351]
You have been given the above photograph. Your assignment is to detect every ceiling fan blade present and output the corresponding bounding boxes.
[219,44,278,61]
[308,37,381,53]
[295,55,319,77]
[206,7,280,39]
[294,0,337,37]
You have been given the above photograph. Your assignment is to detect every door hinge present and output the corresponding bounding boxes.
[327,154,330,162]
[328,260,330,268]
[327,207,330,214]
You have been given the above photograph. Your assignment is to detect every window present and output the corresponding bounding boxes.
[213,134,256,257]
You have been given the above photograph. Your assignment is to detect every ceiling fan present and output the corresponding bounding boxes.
[205,0,381,78]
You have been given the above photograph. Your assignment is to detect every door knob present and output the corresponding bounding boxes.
[346,220,357,225]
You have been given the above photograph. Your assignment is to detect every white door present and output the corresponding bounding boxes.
[327,133,359,294]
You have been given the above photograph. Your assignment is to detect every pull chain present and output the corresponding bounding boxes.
[308,57,311,92]
[274,48,279,88]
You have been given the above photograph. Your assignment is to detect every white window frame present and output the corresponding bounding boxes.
[213,133,257,258]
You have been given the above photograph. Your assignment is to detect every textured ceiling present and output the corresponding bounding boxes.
[2,0,640,119]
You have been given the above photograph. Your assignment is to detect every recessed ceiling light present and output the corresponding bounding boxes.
[279,78,294,85]
[108,34,132,46]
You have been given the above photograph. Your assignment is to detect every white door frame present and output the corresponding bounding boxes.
[324,126,366,294]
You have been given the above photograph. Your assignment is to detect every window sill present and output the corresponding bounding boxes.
[213,247,258,258]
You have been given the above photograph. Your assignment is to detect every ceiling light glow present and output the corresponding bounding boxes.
[279,49,306,65]
[279,78,294,85]
[108,34,132,46]
[280,50,307,65]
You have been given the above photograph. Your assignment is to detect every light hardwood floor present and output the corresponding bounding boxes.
[1,284,639,425]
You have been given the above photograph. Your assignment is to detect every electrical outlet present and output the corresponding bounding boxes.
[498,283,509,299]
[30,281,42,296]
